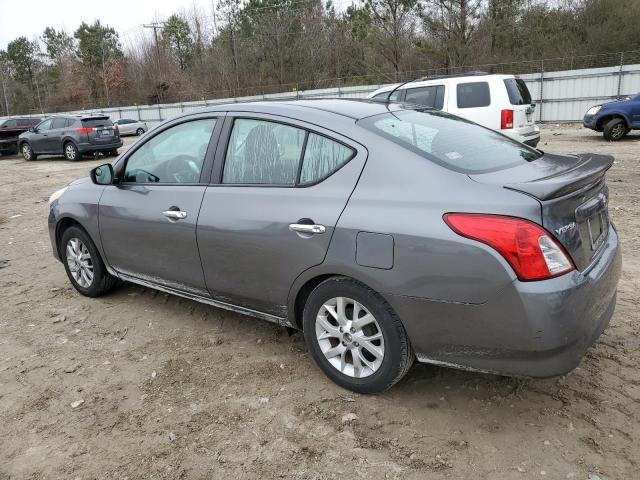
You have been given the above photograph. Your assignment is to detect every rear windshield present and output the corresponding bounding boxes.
[82,117,112,127]
[358,109,542,174]
[504,78,532,105]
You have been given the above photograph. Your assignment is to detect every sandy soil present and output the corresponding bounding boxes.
[1,126,639,479]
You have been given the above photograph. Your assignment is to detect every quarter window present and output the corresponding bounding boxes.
[457,82,491,108]
[300,133,354,184]
[223,119,306,185]
[123,118,216,184]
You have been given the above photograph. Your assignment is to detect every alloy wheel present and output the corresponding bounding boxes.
[66,238,94,288]
[65,144,77,160]
[315,297,385,378]
[22,144,32,160]
[611,123,625,140]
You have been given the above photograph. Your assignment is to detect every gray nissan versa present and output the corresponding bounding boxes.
[47,99,621,393]
[19,115,122,161]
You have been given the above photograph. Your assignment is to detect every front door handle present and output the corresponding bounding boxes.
[289,223,326,234]
[163,210,187,220]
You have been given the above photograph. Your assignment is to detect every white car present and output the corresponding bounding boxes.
[113,118,148,136]
[368,73,540,147]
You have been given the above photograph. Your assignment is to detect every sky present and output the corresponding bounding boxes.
[0,0,214,51]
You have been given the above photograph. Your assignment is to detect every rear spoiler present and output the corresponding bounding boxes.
[81,116,110,121]
[504,153,614,200]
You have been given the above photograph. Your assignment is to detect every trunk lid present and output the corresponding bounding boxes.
[82,116,119,145]
[470,153,614,271]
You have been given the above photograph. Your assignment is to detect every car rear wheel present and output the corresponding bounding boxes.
[64,142,80,161]
[303,277,414,393]
[61,226,119,297]
[136,128,144,136]
[603,118,628,141]
[21,143,36,161]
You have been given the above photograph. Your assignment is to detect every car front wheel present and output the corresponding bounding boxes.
[603,118,628,141]
[136,128,144,136]
[61,226,119,297]
[303,277,414,393]
[21,143,36,161]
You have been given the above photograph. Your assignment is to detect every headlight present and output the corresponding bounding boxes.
[586,105,602,115]
[49,187,68,205]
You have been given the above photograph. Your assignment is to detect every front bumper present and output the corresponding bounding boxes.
[583,114,598,130]
[77,138,123,153]
[386,225,622,378]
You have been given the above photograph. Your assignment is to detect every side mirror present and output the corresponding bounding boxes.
[90,163,114,185]
[29,127,36,133]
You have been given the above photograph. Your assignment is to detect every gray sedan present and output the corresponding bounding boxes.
[113,118,147,136]
[47,100,621,393]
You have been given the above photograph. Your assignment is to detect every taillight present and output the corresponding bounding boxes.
[443,213,574,281]
[113,124,119,134]
[501,109,513,129]
[76,127,93,134]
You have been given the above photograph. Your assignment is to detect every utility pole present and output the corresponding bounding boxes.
[143,21,166,103]
[143,22,166,72]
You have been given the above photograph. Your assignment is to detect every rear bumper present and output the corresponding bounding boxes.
[77,138,123,153]
[501,127,541,148]
[386,225,621,378]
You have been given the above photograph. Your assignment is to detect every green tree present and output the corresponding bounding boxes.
[163,14,194,70]
[74,21,123,104]
[42,27,75,63]
[5,37,43,111]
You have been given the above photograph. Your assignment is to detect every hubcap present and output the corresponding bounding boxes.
[611,124,624,139]
[23,145,31,159]
[315,297,385,378]
[66,238,94,288]
[66,145,76,159]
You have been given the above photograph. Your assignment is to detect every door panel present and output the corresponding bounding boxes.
[99,116,220,295]
[198,153,366,316]
[31,118,53,152]
[99,185,209,294]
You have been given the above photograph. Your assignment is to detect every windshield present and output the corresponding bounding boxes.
[358,109,542,174]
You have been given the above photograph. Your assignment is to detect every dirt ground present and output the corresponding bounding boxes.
[0,125,639,480]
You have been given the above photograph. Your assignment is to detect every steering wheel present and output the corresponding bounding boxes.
[166,155,201,183]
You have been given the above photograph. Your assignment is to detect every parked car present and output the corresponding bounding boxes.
[368,73,540,147]
[583,93,640,141]
[0,116,42,155]
[113,118,148,136]
[48,99,620,393]
[19,115,123,161]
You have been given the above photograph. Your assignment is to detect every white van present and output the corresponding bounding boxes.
[368,73,540,147]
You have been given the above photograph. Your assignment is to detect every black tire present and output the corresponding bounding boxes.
[21,143,37,161]
[107,149,119,157]
[60,226,119,297]
[302,277,414,393]
[136,128,144,136]
[63,141,80,161]
[603,118,628,141]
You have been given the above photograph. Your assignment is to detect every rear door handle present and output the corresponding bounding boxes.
[163,210,187,220]
[289,223,326,234]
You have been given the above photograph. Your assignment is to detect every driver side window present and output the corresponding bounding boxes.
[123,118,216,184]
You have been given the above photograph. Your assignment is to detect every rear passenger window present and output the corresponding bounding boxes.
[52,118,67,129]
[223,119,306,185]
[457,82,490,108]
[300,133,354,184]
[405,86,445,110]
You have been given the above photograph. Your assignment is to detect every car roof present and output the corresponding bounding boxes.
[198,98,406,121]
[370,73,516,95]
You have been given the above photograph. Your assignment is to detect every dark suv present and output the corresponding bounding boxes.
[18,115,123,161]
[0,117,42,155]
[583,93,640,141]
